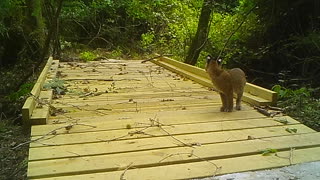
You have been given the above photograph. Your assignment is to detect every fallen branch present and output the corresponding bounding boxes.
[254,106,282,117]
[12,122,96,149]
[254,106,272,117]
[267,105,284,112]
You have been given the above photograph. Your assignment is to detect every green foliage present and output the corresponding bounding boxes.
[141,31,155,49]
[285,128,297,133]
[5,83,34,101]
[80,51,97,61]
[43,78,66,95]
[272,85,311,99]
[60,40,72,50]
[272,85,320,131]
[109,47,123,59]
[261,148,278,156]
[274,117,289,125]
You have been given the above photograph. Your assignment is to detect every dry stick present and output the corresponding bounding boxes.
[55,101,109,116]
[267,105,284,112]
[159,151,221,177]
[275,148,295,165]
[141,54,173,63]
[30,93,106,121]
[216,3,257,61]
[158,126,194,148]
[12,124,66,150]
[99,126,152,143]
[12,122,96,149]
[158,152,192,163]
[120,162,134,180]
[254,106,272,117]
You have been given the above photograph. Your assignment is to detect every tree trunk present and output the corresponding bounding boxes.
[185,0,213,65]
[41,0,63,61]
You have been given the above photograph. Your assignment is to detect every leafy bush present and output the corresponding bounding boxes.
[272,85,311,99]
[43,78,67,95]
[109,47,123,59]
[272,85,320,131]
[80,51,96,62]
[6,83,34,101]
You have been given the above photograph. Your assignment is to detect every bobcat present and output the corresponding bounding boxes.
[205,55,246,112]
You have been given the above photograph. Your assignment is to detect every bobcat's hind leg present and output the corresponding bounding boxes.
[236,93,243,110]
[219,93,227,112]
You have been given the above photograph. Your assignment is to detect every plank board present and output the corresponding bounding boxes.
[27,59,319,180]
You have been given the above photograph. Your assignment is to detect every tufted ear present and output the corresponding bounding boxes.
[206,55,212,63]
[217,58,222,64]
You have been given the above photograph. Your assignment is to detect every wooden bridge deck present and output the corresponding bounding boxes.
[25,57,320,180]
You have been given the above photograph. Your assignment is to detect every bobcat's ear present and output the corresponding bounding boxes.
[217,58,222,65]
[206,55,212,63]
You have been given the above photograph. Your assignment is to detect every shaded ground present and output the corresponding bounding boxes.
[0,118,29,180]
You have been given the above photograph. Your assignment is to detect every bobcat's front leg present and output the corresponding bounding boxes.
[219,93,227,112]
[225,90,234,112]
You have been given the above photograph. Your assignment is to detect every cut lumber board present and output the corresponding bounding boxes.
[22,57,53,127]
[28,133,320,179]
[152,56,278,106]
[28,124,314,161]
[30,116,300,147]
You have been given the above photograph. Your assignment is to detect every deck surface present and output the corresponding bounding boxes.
[28,59,320,180]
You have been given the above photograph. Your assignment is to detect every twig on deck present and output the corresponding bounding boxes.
[159,150,221,177]
[158,125,194,148]
[98,126,152,143]
[254,106,271,117]
[254,106,282,117]
[275,147,295,165]
[12,122,96,149]
[120,162,134,180]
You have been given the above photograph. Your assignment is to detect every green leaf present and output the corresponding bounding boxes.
[286,128,298,133]
[274,118,289,124]
[261,148,278,156]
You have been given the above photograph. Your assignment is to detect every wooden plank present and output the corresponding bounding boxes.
[29,146,320,180]
[52,95,220,108]
[27,133,320,179]
[22,57,53,127]
[30,90,53,125]
[30,116,300,147]
[152,59,271,106]
[152,56,278,105]
[39,108,268,136]
[245,83,278,105]
[64,80,205,90]
[28,124,314,161]
[35,108,268,136]
[58,90,213,102]
[47,102,224,120]
[47,102,264,124]
[22,97,36,127]
[46,60,59,80]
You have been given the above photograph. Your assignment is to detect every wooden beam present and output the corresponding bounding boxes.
[152,56,278,106]
[22,57,53,128]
